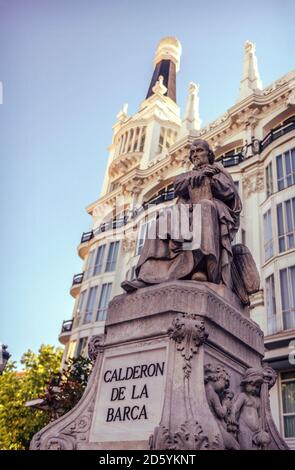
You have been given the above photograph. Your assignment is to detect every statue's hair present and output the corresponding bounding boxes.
[204,363,230,386]
[189,139,215,164]
[240,368,264,389]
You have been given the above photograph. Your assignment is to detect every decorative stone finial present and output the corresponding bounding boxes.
[181,82,201,135]
[237,40,262,102]
[116,103,129,123]
[244,40,255,53]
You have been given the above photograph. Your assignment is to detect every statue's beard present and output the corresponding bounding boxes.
[193,161,208,170]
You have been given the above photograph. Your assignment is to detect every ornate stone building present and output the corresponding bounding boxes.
[58,37,295,448]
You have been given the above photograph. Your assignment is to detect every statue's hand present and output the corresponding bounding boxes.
[222,397,233,409]
[202,165,220,177]
[203,168,216,177]
[189,170,204,187]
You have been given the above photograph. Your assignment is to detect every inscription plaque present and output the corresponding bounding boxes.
[90,345,167,442]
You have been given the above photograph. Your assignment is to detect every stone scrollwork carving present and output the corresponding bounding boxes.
[150,313,222,450]
[43,435,76,450]
[168,313,208,378]
[173,420,210,450]
[88,334,105,362]
[30,411,93,450]
[122,237,137,254]
[31,432,76,450]
[149,425,174,450]
[150,420,210,451]
[242,168,264,197]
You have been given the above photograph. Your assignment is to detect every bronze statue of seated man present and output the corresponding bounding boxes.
[121,139,259,305]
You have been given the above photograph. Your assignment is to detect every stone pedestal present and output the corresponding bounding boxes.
[30,281,288,450]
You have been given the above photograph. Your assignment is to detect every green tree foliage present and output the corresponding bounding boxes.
[0,344,63,450]
[41,355,93,419]
[0,345,93,450]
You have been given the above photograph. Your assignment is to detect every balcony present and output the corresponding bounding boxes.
[220,152,244,167]
[78,231,94,259]
[261,117,295,152]
[58,319,73,345]
[72,272,84,285]
[70,272,84,297]
[81,231,93,243]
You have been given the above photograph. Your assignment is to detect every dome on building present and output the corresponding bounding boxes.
[154,36,182,72]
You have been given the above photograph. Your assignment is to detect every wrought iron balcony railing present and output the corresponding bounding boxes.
[72,272,84,286]
[220,152,244,167]
[60,319,73,334]
[261,117,295,152]
[81,231,94,243]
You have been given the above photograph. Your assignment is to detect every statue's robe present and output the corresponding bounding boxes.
[135,163,242,288]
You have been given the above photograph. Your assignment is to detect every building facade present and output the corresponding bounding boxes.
[58,37,295,448]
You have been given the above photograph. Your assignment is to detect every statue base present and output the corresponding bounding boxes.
[30,281,288,450]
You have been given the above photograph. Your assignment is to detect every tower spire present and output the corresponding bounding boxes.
[181,82,201,135]
[146,37,182,103]
[238,40,262,101]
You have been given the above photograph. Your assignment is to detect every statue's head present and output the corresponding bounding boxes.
[189,139,215,168]
[240,368,264,396]
[204,363,230,393]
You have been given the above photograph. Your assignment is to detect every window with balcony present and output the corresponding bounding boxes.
[96,283,112,321]
[281,371,295,438]
[265,162,273,198]
[265,274,277,335]
[93,245,106,276]
[277,197,295,252]
[263,209,273,261]
[217,146,244,166]
[105,241,120,272]
[280,265,295,330]
[276,148,295,191]
[83,286,98,324]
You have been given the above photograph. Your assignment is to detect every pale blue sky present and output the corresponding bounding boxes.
[0,0,294,366]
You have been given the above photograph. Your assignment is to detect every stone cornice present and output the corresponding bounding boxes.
[107,280,264,355]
